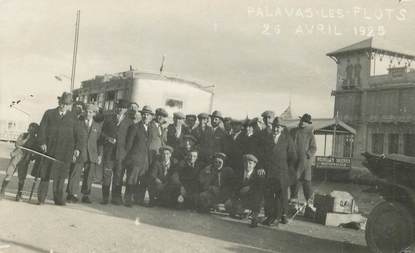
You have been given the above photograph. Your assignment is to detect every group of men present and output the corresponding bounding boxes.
[0,91,317,228]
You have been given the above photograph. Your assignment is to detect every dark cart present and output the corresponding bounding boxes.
[362,152,415,253]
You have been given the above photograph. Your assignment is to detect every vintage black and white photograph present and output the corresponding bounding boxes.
[0,0,414,252]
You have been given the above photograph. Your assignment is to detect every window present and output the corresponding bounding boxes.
[343,135,354,158]
[165,98,183,109]
[104,91,116,111]
[388,134,399,154]
[372,133,384,154]
[404,134,415,156]
[89,93,98,103]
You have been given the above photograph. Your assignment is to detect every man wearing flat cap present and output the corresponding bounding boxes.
[147,145,176,207]
[210,110,227,155]
[123,105,154,206]
[37,92,83,205]
[289,113,317,207]
[100,99,134,205]
[198,152,236,213]
[184,114,197,134]
[256,110,276,177]
[262,117,297,226]
[167,112,188,153]
[225,154,265,228]
[67,103,104,204]
[191,113,214,164]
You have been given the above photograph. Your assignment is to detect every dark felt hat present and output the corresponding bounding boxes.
[57,92,73,105]
[261,110,275,118]
[198,113,209,119]
[210,110,223,120]
[186,114,197,120]
[299,113,312,124]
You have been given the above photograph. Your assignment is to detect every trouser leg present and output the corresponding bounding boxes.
[134,176,148,204]
[290,180,300,200]
[81,163,95,196]
[38,180,49,204]
[302,180,312,202]
[111,160,124,203]
[67,163,82,197]
[53,176,65,205]
[15,180,25,201]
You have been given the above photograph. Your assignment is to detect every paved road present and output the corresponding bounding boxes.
[0,142,369,253]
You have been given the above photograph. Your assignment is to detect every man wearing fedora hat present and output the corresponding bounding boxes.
[37,92,83,205]
[289,113,317,207]
[256,110,276,175]
[100,99,134,205]
[123,105,154,206]
[261,117,297,226]
[198,152,236,213]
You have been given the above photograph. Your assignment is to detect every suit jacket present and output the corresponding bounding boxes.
[235,168,265,197]
[124,121,150,176]
[101,112,134,163]
[256,127,274,170]
[149,158,175,184]
[268,128,298,186]
[199,165,236,198]
[148,121,167,164]
[191,125,214,161]
[166,124,187,151]
[174,160,202,195]
[212,126,226,154]
[38,107,82,163]
[78,119,103,164]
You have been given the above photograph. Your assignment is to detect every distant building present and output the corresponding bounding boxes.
[0,119,28,142]
[73,69,215,117]
[328,38,415,158]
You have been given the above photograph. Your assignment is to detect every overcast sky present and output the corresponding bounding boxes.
[1,0,415,122]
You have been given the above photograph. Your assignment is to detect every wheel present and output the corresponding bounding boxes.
[366,201,415,253]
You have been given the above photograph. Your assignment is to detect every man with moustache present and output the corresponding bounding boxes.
[37,92,82,205]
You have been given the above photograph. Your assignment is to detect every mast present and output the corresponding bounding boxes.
[70,10,80,91]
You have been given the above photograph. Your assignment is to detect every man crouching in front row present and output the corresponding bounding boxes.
[225,154,265,228]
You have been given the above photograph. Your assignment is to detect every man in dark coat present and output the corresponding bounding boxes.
[184,114,197,134]
[198,152,236,212]
[167,112,187,152]
[37,92,83,205]
[147,146,176,207]
[261,117,297,226]
[172,134,197,163]
[100,99,134,205]
[191,113,214,164]
[123,105,154,206]
[225,154,265,228]
[256,110,275,175]
[173,149,202,209]
[289,113,317,206]
[210,110,226,155]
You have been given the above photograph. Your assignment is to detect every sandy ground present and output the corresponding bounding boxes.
[0,142,375,253]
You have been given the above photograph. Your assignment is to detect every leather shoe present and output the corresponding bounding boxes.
[262,216,276,226]
[281,215,289,224]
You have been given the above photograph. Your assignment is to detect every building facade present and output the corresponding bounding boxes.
[328,38,415,158]
[73,69,215,117]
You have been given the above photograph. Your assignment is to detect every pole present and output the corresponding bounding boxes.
[324,134,327,156]
[70,10,80,91]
